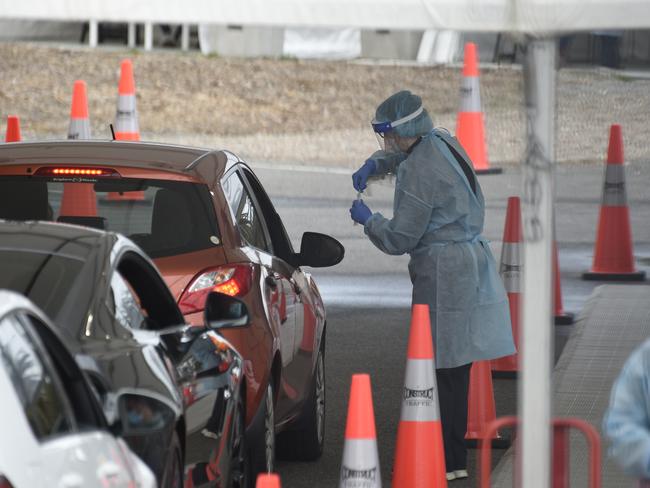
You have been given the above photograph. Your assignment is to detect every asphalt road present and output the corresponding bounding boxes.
[276,306,518,487]
[252,161,650,486]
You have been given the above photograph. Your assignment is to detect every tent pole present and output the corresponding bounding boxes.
[519,36,556,488]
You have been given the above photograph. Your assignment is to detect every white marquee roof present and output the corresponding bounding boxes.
[1,0,649,34]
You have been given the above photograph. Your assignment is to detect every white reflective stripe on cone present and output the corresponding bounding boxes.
[339,439,381,488]
[400,358,440,422]
[68,119,91,140]
[459,76,482,113]
[116,94,139,132]
[500,242,522,293]
[602,165,628,206]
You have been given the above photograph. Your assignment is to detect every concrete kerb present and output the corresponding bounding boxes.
[490,284,650,486]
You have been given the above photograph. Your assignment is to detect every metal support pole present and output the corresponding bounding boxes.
[181,24,190,51]
[519,37,557,488]
[88,20,98,48]
[127,22,137,48]
[144,22,154,51]
[416,30,436,63]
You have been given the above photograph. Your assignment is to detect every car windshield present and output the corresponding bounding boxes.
[0,249,85,320]
[0,176,220,259]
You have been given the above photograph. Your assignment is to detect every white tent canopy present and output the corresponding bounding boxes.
[0,0,649,33]
[2,2,648,487]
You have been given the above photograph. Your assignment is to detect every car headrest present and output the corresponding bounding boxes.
[0,180,50,221]
[57,216,107,230]
[151,189,192,249]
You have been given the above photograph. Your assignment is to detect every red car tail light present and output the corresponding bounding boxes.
[34,167,120,177]
[179,264,254,315]
[0,476,15,488]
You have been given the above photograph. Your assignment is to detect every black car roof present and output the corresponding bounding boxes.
[0,219,113,261]
[0,219,184,333]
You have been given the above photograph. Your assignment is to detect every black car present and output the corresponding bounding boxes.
[0,220,247,488]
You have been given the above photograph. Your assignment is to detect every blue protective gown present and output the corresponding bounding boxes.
[603,338,650,479]
[364,129,515,369]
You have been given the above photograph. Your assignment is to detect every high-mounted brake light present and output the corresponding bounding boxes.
[179,264,254,315]
[34,167,120,177]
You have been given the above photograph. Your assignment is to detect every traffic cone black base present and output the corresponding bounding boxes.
[582,270,645,282]
[555,312,575,326]
[475,167,503,175]
[491,371,517,380]
[465,435,511,449]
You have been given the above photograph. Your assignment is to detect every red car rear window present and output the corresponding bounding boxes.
[0,176,220,259]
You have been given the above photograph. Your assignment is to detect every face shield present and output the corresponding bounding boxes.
[371,105,424,153]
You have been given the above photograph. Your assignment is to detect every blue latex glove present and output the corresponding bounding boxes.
[352,159,377,192]
[350,199,372,225]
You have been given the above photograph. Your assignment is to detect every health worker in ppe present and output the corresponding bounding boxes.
[349,90,515,480]
[604,337,650,482]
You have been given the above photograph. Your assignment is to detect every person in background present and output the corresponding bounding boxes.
[349,90,515,481]
[604,337,650,483]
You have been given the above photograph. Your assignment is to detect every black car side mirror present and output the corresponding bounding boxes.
[204,292,250,329]
[293,232,345,268]
[118,393,175,435]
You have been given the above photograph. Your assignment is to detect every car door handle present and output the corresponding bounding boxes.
[265,275,278,289]
[59,473,84,488]
[290,278,302,296]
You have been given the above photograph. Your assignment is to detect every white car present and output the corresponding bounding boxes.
[0,290,156,488]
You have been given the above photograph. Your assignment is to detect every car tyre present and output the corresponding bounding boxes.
[250,381,275,480]
[276,347,325,461]
[229,389,249,488]
[161,431,183,488]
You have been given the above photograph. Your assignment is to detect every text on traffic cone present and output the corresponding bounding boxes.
[392,304,447,488]
[339,374,381,488]
[492,196,521,373]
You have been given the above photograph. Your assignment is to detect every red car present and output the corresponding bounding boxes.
[0,140,344,482]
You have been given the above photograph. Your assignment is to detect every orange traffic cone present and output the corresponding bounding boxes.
[5,115,21,142]
[392,304,447,487]
[68,80,91,140]
[456,43,501,175]
[256,473,281,487]
[115,59,140,141]
[60,80,97,218]
[465,361,509,448]
[492,196,521,377]
[553,242,574,325]
[583,125,645,281]
[109,59,145,201]
[339,374,381,488]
